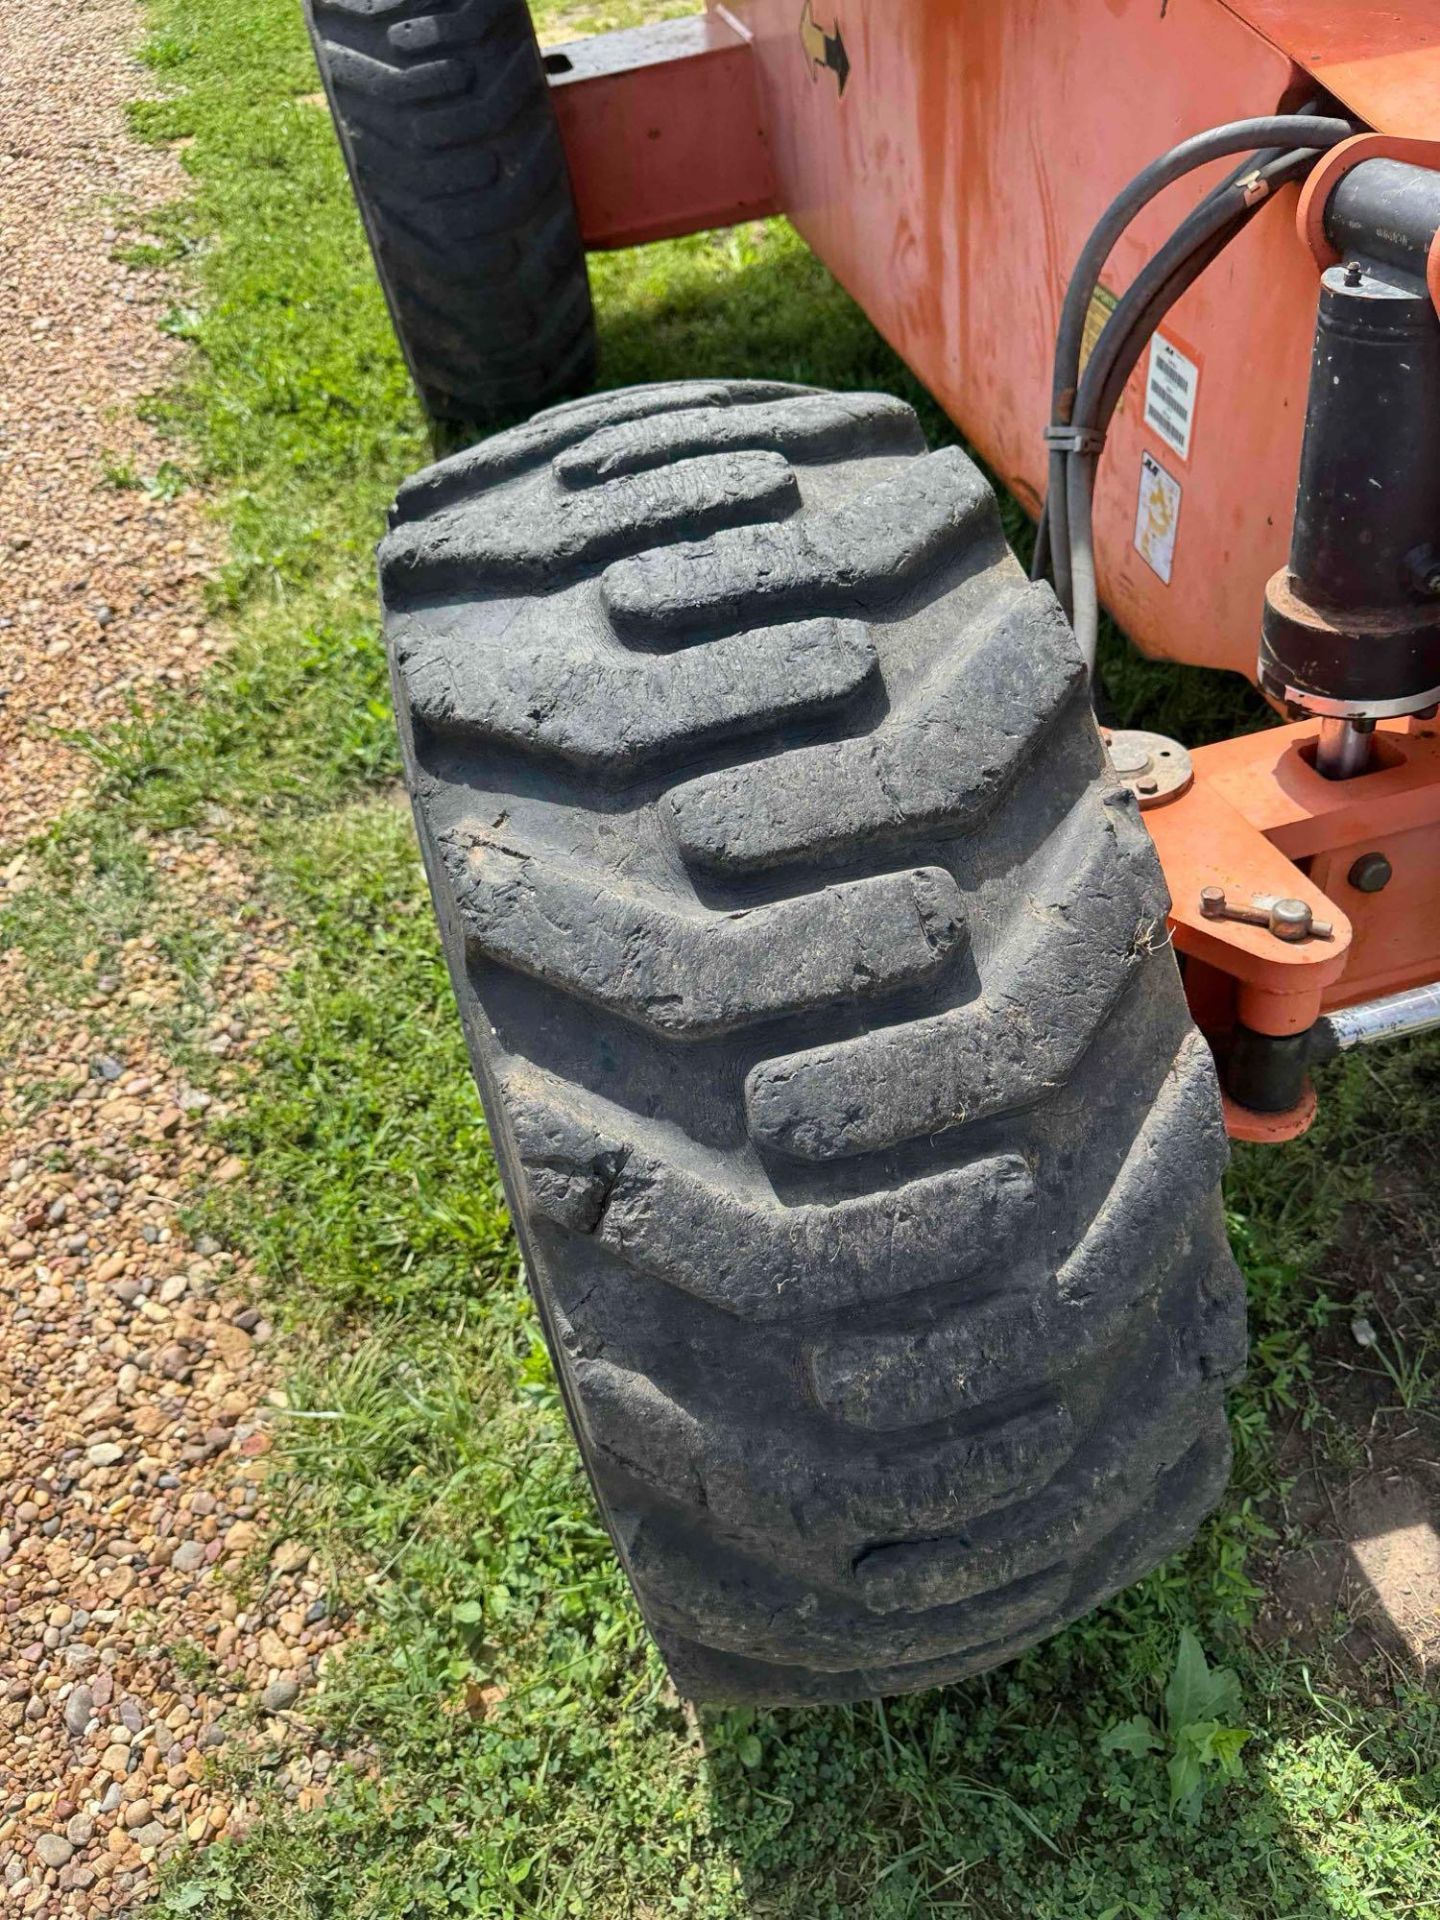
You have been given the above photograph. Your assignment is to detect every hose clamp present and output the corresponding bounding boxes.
[1043,423,1107,455]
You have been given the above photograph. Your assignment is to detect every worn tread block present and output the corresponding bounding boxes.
[803,1033,1230,1431]
[388,3,508,54]
[342,85,546,158]
[377,247,589,361]
[397,614,876,772]
[554,392,923,487]
[341,49,550,193]
[392,382,786,518]
[414,303,593,401]
[601,447,1000,640]
[367,143,581,255]
[388,279,591,395]
[853,1365,1229,1613]
[322,39,473,102]
[655,1418,1233,1704]
[505,1069,1033,1319]
[625,1510,1070,1669]
[381,450,801,596]
[577,1357,1073,1543]
[667,584,1084,874]
[445,832,964,1038]
[744,791,1161,1160]
[337,117,507,202]
[423,322,595,419]
[313,0,438,18]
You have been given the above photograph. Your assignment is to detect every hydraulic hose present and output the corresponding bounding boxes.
[1065,147,1321,665]
[1029,149,1290,591]
[1033,113,1355,675]
[1048,115,1352,426]
[1080,148,1318,451]
[1033,112,1353,623]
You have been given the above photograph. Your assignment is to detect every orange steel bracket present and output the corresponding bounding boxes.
[548,15,778,250]
[1144,718,1440,1141]
[1296,132,1440,317]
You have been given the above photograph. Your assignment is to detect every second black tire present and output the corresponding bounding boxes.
[382,379,1247,1704]
[305,0,595,426]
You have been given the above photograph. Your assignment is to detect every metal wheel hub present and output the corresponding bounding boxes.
[1101,727,1194,809]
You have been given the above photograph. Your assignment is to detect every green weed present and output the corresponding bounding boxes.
[1102,1630,1255,1823]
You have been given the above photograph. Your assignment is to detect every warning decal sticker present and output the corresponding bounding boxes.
[1143,332,1199,461]
[799,1,850,93]
[1134,450,1181,585]
[1080,283,1118,377]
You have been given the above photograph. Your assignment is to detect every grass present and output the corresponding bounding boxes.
[3,0,1440,1913]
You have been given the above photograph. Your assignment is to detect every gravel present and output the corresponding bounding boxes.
[260,1679,301,1715]
[0,882,351,1917]
[0,4,355,1911]
[63,1686,94,1738]
[0,0,222,857]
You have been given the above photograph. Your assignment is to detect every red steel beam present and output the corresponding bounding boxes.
[547,15,779,250]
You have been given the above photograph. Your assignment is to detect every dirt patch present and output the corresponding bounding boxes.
[1348,1478,1440,1668]
[1264,1463,1440,1676]
[1255,1164,1440,1685]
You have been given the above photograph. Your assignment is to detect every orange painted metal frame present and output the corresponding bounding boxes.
[717,0,1318,682]
[1213,3,1440,135]
[706,0,1440,685]
[557,1,1440,683]
[549,14,778,250]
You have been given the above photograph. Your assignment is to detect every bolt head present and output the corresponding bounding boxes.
[1270,898,1313,941]
[1199,885,1226,916]
[1104,728,1193,810]
[1348,851,1393,894]
[1108,742,1152,777]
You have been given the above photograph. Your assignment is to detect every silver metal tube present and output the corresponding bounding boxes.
[1323,982,1440,1052]
[1314,716,1374,779]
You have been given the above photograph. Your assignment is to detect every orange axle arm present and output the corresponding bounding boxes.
[1144,716,1440,1140]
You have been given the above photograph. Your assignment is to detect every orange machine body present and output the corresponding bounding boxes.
[711,0,1440,683]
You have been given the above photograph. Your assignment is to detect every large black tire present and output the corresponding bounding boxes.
[305,0,595,426]
[381,380,1247,1705]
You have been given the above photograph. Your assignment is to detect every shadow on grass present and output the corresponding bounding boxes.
[693,1675,1366,1920]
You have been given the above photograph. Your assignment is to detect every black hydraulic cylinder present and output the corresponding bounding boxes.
[1224,1024,1316,1114]
[1291,267,1440,611]
[1260,258,1440,716]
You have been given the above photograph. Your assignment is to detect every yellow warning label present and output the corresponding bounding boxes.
[1080,283,1118,377]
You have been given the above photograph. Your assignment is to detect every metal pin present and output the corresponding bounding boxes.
[1198,885,1333,942]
